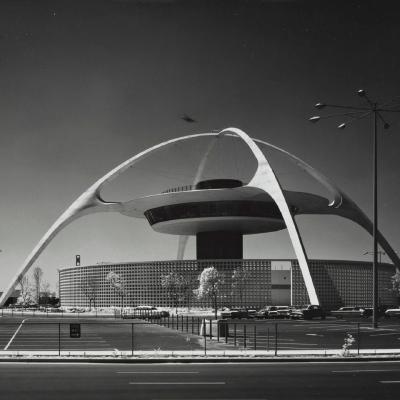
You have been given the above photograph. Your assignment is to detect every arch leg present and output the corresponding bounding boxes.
[220,128,319,305]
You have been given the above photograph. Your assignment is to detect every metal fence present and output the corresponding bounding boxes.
[1,309,400,355]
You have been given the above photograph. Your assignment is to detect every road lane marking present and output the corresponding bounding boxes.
[380,381,400,384]
[332,369,400,373]
[331,369,400,374]
[4,319,27,350]
[130,382,225,385]
[118,371,199,374]
[370,333,400,336]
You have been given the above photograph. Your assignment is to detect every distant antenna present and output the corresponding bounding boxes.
[75,255,81,266]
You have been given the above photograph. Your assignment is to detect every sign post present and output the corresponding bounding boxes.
[70,323,81,338]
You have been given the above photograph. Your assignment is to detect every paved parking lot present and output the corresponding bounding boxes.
[1,315,400,353]
[0,317,210,352]
[218,319,400,350]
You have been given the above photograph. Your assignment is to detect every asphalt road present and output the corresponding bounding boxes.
[1,316,400,352]
[0,361,399,399]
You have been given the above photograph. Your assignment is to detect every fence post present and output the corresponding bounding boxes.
[217,320,220,342]
[244,324,247,348]
[267,327,270,351]
[225,322,228,344]
[234,323,237,346]
[254,324,257,350]
[275,323,278,356]
[203,318,207,356]
[186,316,189,332]
[357,322,360,355]
[209,319,212,339]
[191,317,194,334]
[58,323,61,356]
[131,323,134,356]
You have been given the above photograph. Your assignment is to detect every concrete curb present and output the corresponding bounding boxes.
[1,350,400,363]
[1,356,400,363]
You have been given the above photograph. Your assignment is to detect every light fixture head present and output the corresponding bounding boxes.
[315,102,326,110]
[338,123,346,129]
[309,116,321,123]
[357,89,366,97]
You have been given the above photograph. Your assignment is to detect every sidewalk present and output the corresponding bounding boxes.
[1,348,400,361]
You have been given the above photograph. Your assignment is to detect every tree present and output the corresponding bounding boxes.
[81,275,98,310]
[181,274,197,312]
[195,266,223,319]
[161,272,183,313]
[40,281,52,305]
[16,274,33,306]
[106,271,126,312]
[32,266,43,304]
[391,268,400,304]
[231,267,250,306]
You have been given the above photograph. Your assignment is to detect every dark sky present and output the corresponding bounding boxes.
[1,0,400,291]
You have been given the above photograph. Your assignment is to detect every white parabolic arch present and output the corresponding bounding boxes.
[0,128,320,306]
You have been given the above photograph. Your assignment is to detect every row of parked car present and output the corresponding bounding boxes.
[220,305,400,320]
[331,306,400,319]
[220,305,326,320]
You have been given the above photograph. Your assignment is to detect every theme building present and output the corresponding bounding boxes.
[1,128,399,310]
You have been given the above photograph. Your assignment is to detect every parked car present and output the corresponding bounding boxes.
[290,305,326,320]
[159,310,170,318]
[361,308,373,318]
[45,307,62,313]
[123,306,166,319]
[255,308,269,319]
[220,308,248,319]
[331,306,366,318]
[256,306,291,319]
[275,306,292,319]
[385,307,400,319]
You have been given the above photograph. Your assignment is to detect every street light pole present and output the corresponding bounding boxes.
[310,89,400,328]
[372,103,378,328]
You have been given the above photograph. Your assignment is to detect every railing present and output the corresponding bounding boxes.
[162,185,194,194]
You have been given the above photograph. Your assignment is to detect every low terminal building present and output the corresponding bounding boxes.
[59,259,397,311]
